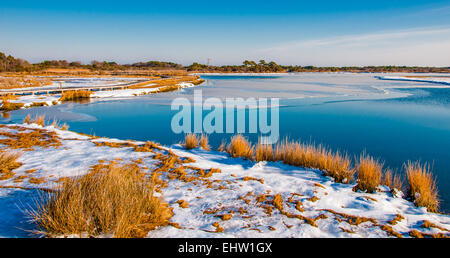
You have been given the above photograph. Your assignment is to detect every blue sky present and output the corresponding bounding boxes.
[1,0,449,66]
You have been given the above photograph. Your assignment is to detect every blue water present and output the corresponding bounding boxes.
[3,74,450,212]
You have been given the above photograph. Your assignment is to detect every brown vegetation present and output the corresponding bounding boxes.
[0,97,24,111]
[405,161,439,212]
[29,163,172,238]
[274,140,354,183]
[0,125,61,150]
[382,169,403,192]
[226,135,254,160]
[184,133,199,150]
[59,90,92,102]
[354,154,383,193]
[255,142,274,162]
[0,151,22,180]
[199,134,210,150]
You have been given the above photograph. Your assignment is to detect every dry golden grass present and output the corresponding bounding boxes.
[0,99,24,111]
[421,220,449,232]
[274,139,354,183]
[29,115,46,126]
[157,85,181,93]
[382,169,403,192]
[354,154,383,193]
[29,163,172,238]
[50,119,69,130]
[0,151,22,180]
[184,133,199,150]
[0,126,61,150]
[380,224,403,238]
[199,134,210,150]
[226,134,254,160]
[0,77,52,89]
[0,94,17,101]
[405,161,439,212]
[23,114,31,124]
[59,90,92,101]
[255,142,274,162]
[29,102,48,107]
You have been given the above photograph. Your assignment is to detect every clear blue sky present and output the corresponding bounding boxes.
[1,0,449,66]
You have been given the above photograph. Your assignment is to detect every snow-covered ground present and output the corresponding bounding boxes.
[0,77,144,92]
[377,75,450,86]
[0,123,448,238]
[2,82,196,109]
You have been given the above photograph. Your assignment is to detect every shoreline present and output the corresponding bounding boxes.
[0,76,205,112]
[0,122,449,238]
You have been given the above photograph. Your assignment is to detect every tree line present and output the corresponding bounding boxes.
[1,52,449,73]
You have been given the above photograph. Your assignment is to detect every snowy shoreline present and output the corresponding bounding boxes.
[1,81,197,110]
[0,123,449,238]
[376,75,450,86]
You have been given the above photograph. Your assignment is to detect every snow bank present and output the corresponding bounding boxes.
[376,76,450,85]
[0,124,449,238]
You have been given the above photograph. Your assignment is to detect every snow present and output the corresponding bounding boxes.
[2,81,197,110]
[377,75,450,86]
[0,123,449,238]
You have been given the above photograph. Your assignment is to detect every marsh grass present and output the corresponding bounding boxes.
[274,139,354,183]
[59,90,92,101]
[0,98,24,111]
[226,134,254,160]
[200,134,210,150]
[0,151,22,180]
[29,163,172,238]
[30,115,46,126]
[255,142,274,162]
[184,133,199,150]
[50,119,69,130]
[405,161,439,212]
[383,169,403,192]
[354,154,383,193]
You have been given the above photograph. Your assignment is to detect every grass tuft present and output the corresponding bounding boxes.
[0,151,22,180]
[184,133,199,150]
[382,169,403,192]
[200,134,210,150]
[255,142,274,162]
[29,163,172,238]
[226,134,254,160]
[0,98,24,111]
[354,153,383,193]
[30,115,46,126]
[59,90,92,102]
[274,139,354,183]
[405,161,439,212]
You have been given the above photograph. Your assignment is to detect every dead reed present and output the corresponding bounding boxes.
[405,161,439,212]
[184,133,199,150]
[29,163,172,238]
[226,135,254,160]
[354,154,383,193]
[59,90,92,101]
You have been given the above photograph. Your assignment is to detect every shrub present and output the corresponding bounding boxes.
[29,163,172,237]
[354,154,383,193]
[405,161,439,212]
[184,133,199,150]
[226,134,254,160]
